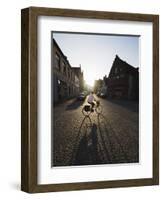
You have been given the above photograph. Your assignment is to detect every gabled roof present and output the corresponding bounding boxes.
[53,38,72,68]
[109,55,138,77]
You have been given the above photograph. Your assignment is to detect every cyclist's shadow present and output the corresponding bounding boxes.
[70,115,101,166]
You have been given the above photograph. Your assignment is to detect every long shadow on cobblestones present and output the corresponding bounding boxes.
[70,116,101,166]
[69,116,92,165]
[70,111,138,166]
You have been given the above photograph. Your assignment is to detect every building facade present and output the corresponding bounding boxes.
[71,66,84,92]
[52,39,80,104]
[107,55,139,100]
[94,78,107,95]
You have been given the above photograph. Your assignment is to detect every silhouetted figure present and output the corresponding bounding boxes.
[87,92,97,111]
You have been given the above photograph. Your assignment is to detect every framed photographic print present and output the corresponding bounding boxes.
[21,7,159,193]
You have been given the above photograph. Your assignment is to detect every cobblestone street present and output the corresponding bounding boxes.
[52,96,139,167]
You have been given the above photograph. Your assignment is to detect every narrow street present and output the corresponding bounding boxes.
[52,96,139,167]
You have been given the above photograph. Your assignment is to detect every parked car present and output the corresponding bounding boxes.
[77,92,86,101]
[99,92,107,98]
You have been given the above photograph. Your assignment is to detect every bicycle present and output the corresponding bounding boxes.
[82,100,102,116]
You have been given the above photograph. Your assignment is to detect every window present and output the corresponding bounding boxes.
[55,53,60,70]
[62,61,66,73]
[69,70,71,79]
[114,67,118,74]
[67,68,69,78]
[63,63,67,75]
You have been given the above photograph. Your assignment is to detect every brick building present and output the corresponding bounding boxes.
[52,39,81,104]
[107,55,139,100]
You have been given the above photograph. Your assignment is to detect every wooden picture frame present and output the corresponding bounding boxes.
[21,7,159,193]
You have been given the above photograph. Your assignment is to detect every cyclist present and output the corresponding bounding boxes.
[87,91,97,112]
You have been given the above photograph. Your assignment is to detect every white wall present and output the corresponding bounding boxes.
[0,0,162,199]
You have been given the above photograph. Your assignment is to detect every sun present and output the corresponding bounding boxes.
[85,76,95,87]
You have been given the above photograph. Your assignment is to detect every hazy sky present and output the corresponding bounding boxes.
[53,32,139,86]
